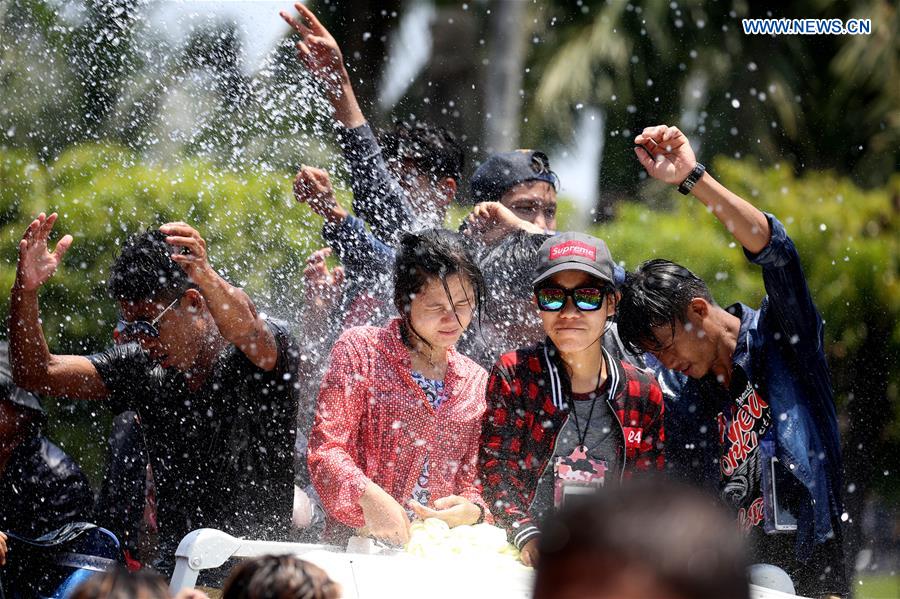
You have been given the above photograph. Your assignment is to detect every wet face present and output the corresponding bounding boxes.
[647,300,720,379]
[407,273,476,352]
[118,290,207,372]
[388,159,454,224]
[500,180,558,231]
[537,270,615,354]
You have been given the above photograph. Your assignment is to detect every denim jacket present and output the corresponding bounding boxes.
[665,214,843,561]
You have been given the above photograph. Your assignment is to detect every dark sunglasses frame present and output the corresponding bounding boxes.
[114,296,181,342]
[534,285,613,312]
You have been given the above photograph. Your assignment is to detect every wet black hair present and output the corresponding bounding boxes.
[616,258,714,355]
[379,121,464,184]
[535,478,750,599]
[393,228,485,349]
[107,230,197,304]
[222,554,341,599]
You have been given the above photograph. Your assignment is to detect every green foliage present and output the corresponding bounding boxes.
[0,144,325,354]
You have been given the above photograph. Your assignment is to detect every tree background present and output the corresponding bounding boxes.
[1,0,897,593]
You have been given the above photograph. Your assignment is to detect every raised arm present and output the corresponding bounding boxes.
[281,5,416,242]
[634,124,771,253]
[159,222,278,371]
[8,213,109,399]
[280,2,364,129]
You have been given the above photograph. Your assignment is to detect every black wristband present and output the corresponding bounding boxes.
[678,163,706,195]
[475,502,486,525]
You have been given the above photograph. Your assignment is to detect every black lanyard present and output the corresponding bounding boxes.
[567,375,604,449]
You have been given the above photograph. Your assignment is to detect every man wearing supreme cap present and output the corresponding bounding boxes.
[479,231,665,568]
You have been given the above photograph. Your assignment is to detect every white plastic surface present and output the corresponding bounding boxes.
[169,528,806,599]
[750,583,811,599]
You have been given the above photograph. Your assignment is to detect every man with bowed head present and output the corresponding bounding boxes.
[617,124,847,598]
[9,213,300,573]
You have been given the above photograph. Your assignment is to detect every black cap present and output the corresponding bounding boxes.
[532,232,616,288]
[0,342,45,415]
[469,150,559,204]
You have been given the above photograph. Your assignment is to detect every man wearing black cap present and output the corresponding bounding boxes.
[465,149,560,239]
[0,342,94,545]
[456,149,568,367]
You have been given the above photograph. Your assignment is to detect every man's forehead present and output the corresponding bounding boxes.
[505,180,557,203]
[119,298,167,316]
[649,322,680,345]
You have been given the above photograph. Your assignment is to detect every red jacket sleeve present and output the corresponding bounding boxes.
[308,333,372,528]
[478,360,540,549]
[635,378,666,473]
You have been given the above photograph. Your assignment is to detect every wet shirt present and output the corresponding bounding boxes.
[0,433,94,538]
[531,386,619,522]
[87,319,299,551]
[717,366,772,531]
[408,372,448,511]
[308,319,489,529]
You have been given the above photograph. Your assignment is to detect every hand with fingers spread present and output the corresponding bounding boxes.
[633,124,697,185]
[303,247,345,311]
[463,201,543,245]
[15,212,74,292]
[280,3,345,91]
[358,481,411,546]
[409,495,481,528]
[293,166,348,223]
[159,222,213,282]
[279,3,365,127]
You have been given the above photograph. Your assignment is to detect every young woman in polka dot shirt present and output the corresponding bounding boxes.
[308,229,492,546]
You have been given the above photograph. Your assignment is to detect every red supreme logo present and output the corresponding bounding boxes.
[550,241,596,261]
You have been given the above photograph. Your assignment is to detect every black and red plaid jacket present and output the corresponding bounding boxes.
[478,341,665,550]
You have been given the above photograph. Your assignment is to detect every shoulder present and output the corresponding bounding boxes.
[449,351,489,381]
[85,343,155,391]
[493,343,548,381]
[263,317,298,343]
[86,342,147,368]
[335,324,387,347]
[619,360,664,406]
[504,343,547,370]
[26,436,90,489]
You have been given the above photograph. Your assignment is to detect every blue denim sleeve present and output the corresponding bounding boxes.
[743,213,825,361]
[335,123,414,245]
[321,214,395,280]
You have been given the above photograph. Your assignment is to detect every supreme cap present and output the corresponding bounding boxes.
[532,232,616,287]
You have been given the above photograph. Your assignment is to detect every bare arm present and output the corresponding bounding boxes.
[280,2,366,129]
[634,124,771,253]
[8,213,109,399]
[159,223,279,371]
